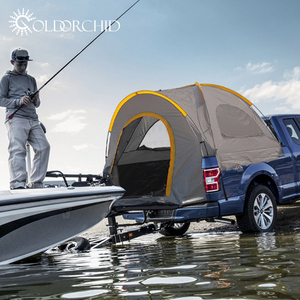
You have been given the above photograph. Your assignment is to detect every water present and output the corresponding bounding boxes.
[1,230,300,299]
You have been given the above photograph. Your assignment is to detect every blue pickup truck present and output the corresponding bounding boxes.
[122,114,300,235]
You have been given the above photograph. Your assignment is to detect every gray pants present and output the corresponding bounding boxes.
[5,117,50,189]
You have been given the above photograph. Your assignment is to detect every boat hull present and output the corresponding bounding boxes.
[0,186,124,264]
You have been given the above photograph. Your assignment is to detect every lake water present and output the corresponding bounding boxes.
[1,230,300,299]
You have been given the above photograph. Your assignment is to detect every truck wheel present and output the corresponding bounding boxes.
[159,222,190,236]
[237,185,277,233]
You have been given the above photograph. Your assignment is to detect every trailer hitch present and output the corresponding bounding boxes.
[89,216,157,248]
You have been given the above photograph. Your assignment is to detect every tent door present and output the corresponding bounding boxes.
[112,117,172,197]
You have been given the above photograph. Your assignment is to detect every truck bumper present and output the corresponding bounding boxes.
[122,202,220,223]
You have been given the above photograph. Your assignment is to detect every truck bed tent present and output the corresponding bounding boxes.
[104,83,282,208]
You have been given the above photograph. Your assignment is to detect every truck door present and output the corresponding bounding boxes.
[282,118,300,194]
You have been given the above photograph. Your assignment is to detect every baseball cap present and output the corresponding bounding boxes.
[11,48,33,62]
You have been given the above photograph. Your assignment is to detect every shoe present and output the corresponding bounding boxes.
[26,182,44,189]
[12,186,25,190]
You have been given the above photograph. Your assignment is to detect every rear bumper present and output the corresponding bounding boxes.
[122,201,220,223]
[173,201,219,221]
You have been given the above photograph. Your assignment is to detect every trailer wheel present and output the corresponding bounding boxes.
[159,222,190,236]
[58,237,91,251]
[236,185,277,233]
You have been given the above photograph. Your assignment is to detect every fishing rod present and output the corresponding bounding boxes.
[8,0,140,120]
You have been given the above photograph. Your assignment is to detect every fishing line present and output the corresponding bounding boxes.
[8,0,141,119]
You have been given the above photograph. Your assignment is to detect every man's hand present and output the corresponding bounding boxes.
[21,95,32,105]
[32,91,39,101]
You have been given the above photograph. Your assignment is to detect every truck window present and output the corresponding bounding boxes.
[283,118,300,145]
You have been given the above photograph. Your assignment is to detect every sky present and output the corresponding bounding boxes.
[0,0,300,189]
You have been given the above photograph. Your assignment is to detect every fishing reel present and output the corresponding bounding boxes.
[25,89,38,100]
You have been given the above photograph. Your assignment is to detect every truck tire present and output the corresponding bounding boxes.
[159,222,190,236]
[236,185,277,233]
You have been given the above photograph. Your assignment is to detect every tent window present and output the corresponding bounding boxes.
[216,104,263,138]
[140,120,170,148]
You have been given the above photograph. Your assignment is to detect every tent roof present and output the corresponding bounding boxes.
[108,83,253,132]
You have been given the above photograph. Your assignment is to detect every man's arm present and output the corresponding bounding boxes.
[0,75,22,108]
[32,77,40,108]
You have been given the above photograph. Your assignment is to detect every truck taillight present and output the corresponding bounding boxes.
[203,168,221,193]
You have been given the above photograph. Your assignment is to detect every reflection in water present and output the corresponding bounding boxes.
[1,231,300,299]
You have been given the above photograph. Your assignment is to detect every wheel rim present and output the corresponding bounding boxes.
[253,193,274,230]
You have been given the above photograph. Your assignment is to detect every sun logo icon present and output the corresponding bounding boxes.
[9,9,36,36]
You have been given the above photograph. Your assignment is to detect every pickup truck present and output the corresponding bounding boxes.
[122,114,300,235]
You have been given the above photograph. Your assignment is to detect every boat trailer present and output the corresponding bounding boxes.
[46,171,235,252]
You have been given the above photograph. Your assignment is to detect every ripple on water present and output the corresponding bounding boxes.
[142,276,197,285]
[2,231,300,299]
[61,289,109,299]
[170,297,204,300]
[120,290,162,296]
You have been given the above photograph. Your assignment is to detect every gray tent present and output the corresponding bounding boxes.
[104,83,282,208]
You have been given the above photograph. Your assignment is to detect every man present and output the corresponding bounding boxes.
[0,48,50,189]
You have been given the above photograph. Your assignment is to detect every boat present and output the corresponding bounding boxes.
[0,185,125,265]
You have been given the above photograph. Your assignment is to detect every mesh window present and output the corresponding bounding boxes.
[140,120,170,148]
[216,104,263,138]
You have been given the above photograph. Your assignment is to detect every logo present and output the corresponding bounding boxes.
[9,9,36,36]
[232,165,244,172]
[9,8,120,36]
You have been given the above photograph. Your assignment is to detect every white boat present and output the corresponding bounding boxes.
[0,185,125,265]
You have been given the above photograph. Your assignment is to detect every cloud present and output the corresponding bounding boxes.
[240,67,300,110]
[35,62,50,68]
[57,33,75,40]
[235,61,275,74]
[48,110,87,133]
[48,109,85,121]
[274,106,290,113]
[73,144,88,151]
[233,66,243,71]
[35,74,49,85]
[284,67,300,80]
[246,62,274,74]
[1,36,13,41]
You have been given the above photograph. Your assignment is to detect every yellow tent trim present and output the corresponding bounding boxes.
[194,82,205,101]
[112,112,175,197]
[153,82,252,107]
[198,83,253,106]
[109,91,188,131]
